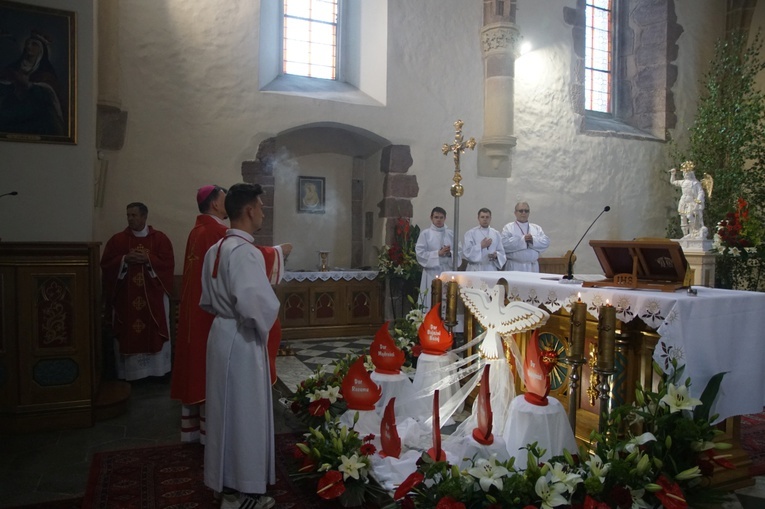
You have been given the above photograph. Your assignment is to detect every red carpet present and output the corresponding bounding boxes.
[741,411,765,476]
[81,435,340,508]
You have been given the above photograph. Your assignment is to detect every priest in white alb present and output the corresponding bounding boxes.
[501,201,550,272]
[462,207,506,271]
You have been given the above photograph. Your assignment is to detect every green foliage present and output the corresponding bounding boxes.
[684,30,765,228]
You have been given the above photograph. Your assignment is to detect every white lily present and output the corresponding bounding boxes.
[467,456,510,492]
[320,385,342,403]
[338,454,365,480]
[584,453,610,482]
[628,487,652,509]
[659,383,702,413]
[534,476,568,509]
[730,247,741,257]
[624,432,656,453]
[309,390,324,402]
[544,462,582,494]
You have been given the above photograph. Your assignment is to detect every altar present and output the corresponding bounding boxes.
[442,270,765,489]
[275,270,384,339]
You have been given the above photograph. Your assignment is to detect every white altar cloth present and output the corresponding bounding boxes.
[442,270,765,423]
[283,270,378,282]
[502,396,578,464]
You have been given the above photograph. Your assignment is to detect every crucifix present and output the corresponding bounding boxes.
[441,119,476,270]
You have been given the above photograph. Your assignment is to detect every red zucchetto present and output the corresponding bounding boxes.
[341,356,382,411]
[417,303,453,355]
[371,322,405,374]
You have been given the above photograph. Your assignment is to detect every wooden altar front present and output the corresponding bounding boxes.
[443,270,765,491]
[275,271,384,340]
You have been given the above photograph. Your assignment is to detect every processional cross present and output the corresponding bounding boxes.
[441,119,476,270]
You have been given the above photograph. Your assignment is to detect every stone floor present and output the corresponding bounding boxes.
[1,339,763,508]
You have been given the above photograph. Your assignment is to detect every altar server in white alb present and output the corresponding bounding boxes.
[501,201,550,272]
[415,206,454,302]
[200,182,279,509]
[462,207,506,271]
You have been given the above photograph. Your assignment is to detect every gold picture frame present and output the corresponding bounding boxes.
[0,0,77,144]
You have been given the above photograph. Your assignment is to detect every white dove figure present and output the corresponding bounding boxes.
[459,283,550,435]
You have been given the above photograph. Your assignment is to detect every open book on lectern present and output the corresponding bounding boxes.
[581,238,691,292]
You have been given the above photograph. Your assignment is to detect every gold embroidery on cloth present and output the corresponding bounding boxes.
[132,319,146,333]
[132,296,147,311]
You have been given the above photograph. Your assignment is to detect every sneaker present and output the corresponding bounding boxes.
[219,491,239,509]
[239,494,275,509]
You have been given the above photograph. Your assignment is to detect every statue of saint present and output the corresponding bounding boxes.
[669,160,713,240]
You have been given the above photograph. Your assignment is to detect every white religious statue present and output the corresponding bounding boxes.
[458,284,549,436]
[669,160,714,240]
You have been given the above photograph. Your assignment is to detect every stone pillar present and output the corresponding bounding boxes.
[377,145,418,245]
[242,138,276,247]
[478,0,519,178]
[97,0,128,151]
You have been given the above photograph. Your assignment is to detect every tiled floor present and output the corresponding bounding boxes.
[0,339,367,509]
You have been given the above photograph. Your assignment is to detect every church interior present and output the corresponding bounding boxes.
[3,0,765,508]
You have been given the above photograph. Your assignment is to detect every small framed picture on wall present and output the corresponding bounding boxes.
[298,176,325,214]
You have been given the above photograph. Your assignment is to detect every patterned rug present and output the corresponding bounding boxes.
[741,411,765,476]
[79,435,345,509]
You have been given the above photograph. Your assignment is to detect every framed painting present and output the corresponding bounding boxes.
[0,1,76,144]
[298,176,325,213]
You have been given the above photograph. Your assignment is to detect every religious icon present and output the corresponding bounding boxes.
[297,176,325,213]
[0,1,76,144]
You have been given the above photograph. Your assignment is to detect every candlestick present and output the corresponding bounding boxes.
[431,276,443,311]
[570,295,586,360]
[445,279,458,326]
[597,302,616,371]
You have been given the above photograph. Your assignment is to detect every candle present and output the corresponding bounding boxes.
[570,294,586,359]
[445,279,458,325]
[431,276,443,311]
[597,301,616,371]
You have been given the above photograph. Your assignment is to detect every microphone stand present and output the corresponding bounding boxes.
[560,206,610,284]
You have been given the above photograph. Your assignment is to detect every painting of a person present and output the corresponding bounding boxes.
[0,30,65,136]
[302,181,320,209]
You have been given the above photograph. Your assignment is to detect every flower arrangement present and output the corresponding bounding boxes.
[288,353,359,427]
[713,197,765,290]
[294,413,385,507]
[391,306,426,369]
[392,359,730,509]
[378,217,422,283]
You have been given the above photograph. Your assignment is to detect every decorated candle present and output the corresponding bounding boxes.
[597,301,616,371]
[570,293,587,359]
[445,279,458,325]
[431,276,443,311]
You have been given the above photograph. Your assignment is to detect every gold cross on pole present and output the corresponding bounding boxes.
[442,119,476,198]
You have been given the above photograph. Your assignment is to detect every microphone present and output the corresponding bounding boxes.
[0,191,18,198]
[561,206,610,282]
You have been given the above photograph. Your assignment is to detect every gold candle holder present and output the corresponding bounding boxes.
[597,302,616,372]
[445,279,458,326]
[319,251,330,272]
[570,295,586,360]
[431,276,443,311]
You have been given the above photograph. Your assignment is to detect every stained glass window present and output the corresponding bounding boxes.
[283,0,338,80]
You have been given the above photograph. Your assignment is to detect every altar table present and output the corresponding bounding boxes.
[442,270,765,424]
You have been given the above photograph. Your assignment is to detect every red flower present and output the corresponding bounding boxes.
[394,472,424,500]
[308,398,330,416]
[290,401,301,414]
[522,506,539,509]
[360,443,377,456]
[292,443,307,458]
[583,495,610,509]
[400,496,416,509]
[298,455,317,473]
[436,497,466,509]
[411,344,422,357]
[654,475,689,509]
[363,433,376,442]
[703,449,736,470]
[316,470,345,499]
